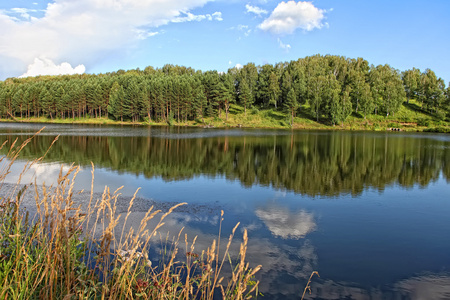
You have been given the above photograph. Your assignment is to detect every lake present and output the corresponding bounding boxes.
[1,123,450,299]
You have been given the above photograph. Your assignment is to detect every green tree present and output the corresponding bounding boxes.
[369,64,405,116]
[290,62,307,111]
[337,87,353,125]
[192,85,207,122]
[255,64,273,107]
[12,87,24,118]
[108,81,125,121]
[238,77,252,115]
[39,87,55,119]
[308,75,326,122]
[402,68,421,103]
[280,70,293,107]
[241,63,258,105]
[358,83,373,118]
[324,75,343,125]
[268,72,280,108]
[123,77,143,122]
[418,69,446,115]
[180,77,193,122]
[284,88,298,126]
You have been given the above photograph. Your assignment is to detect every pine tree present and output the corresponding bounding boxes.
[193,86,207,122]
[108,81,125,121]
[238,77,252,115]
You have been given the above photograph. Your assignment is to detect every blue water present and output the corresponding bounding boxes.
[1,123,450,299]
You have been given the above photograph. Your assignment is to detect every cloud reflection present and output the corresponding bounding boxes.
[255,205,316,239]
[393,274,450,299]
[300,273,450,300]
[1,159,73,186]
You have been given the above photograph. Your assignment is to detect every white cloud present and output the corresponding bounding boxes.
[278,38,291,51]
[0,0,217,78]
[134,29,160,40]
[212,12,223,21]
[171,11,222,23]
[258,1,326,34]
[9,8,38,20]
[227,62,242,71]
[245,4,268,16]
[20,57,85,77]
[231,24,252,37]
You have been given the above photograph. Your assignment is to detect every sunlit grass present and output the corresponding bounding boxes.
[3,99,448,132]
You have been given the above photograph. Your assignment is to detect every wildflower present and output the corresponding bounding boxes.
[136,278,149,290]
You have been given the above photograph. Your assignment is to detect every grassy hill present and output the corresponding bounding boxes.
[3,99,450,133]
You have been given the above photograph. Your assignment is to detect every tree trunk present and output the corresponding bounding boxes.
[225,101,229,122]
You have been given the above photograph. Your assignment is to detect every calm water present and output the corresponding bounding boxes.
[1,123,450,299]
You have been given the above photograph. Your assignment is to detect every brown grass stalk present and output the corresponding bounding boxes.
[0,130,261,299]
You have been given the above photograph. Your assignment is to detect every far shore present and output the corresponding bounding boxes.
[0,113,446,133]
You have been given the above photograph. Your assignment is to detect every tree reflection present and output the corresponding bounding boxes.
[1,130,449,196]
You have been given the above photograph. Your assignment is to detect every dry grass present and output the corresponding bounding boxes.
[0,131,261,299]
[301,271,320,300]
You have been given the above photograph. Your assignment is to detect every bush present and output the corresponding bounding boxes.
[423,127,450,133]
[167,112,175,126]
[417,119,431,127]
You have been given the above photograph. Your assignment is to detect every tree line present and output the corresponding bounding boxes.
[0,55,449,124]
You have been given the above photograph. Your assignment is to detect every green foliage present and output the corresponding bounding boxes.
[108,81,125,121]
[284,88,298,126]
[0,55,448,128]
[238,77,253,115]
[250,107,259,115]
[267,72,280,108]
[423,126,450,133]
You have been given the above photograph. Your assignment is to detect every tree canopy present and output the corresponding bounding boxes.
[0,55,448,124]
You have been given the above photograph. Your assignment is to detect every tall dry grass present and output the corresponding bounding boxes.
[0,131,261,299]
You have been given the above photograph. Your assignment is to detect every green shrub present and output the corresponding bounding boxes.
[417,119,431,127]
[251,107,259,115]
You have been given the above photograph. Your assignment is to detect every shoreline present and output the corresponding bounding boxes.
[0,115,445,133]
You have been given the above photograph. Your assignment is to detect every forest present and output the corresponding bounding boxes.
[0,54,449,126]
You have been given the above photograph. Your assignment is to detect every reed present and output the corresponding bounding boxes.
[0,132,261,299]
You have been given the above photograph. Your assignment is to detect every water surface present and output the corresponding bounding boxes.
[1,122,450,299]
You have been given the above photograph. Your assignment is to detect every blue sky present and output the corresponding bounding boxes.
[0,0,449,83]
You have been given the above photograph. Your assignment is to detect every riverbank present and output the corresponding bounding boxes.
[1,101,449,133]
